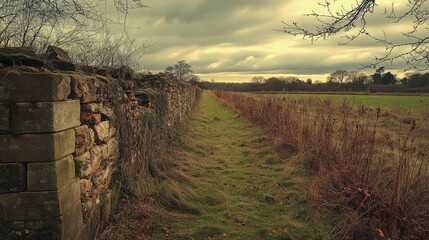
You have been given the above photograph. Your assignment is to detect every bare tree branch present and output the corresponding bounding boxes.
[0,0,150,69]
[281,0,429,70]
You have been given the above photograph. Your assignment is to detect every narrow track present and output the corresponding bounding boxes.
[111,92,329,240]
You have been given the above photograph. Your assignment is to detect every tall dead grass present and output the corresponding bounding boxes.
[117,85,203,198]
[213,90,429,240]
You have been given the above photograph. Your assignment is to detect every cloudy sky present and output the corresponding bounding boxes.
[122,0,417,82]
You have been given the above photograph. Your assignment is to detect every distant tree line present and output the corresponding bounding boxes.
[195,69,429,93]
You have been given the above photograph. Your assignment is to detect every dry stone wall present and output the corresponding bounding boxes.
[0,71,83,240]
[0,67,202,239]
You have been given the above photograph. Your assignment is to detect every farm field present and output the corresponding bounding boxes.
[260,93,429,113]
[259,92,429,143]
[214,90,429,239]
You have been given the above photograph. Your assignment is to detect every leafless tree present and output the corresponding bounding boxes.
[348,70,372,84]
[282,0,429,70]
[0,0,149,69]
[327,70,349,90]
[165,60,194,81]
[68,28,150,70]
[0,0,99,49]
[252,76,265,84]
[165,66,174,75]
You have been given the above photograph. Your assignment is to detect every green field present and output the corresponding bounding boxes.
[262,93,429,113]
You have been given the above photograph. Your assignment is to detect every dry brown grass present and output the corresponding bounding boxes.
[213,90,429,240]
[99,86,203,239]
[117,86,203,197]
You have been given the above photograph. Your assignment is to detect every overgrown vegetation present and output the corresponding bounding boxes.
[92,78,202,239]
[117,81,202,197]
[213,90,429,239]
[104,93,331,239]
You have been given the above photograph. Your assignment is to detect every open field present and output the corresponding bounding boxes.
[260,93,429,113]
[259,92,429,145]
[214,90,429,239]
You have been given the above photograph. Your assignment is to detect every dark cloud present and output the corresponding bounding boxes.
[123,0,422,81]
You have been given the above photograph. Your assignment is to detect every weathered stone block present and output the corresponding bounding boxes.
[100,76,125,99]
[0,47,47,69]
[69,75,97,103]
[88,138,118,164]
[74,125,94,155]
[0,102,10,131]
[91,113,102,125]
[110,65,135,80]
[93,163,112,186]
[58,179,81,213]
[0,202,82,240]
[93,121,110,143]
[82,102,114,119]
[92,144,109,161]
[95,68,107,76]
[80,110,93,124]
[74,152,92,178]
[12,100,80,134]
[45,46,76,71]
[0,72,70,102]
[77,65,96,74]
[0,129,75,162]
[89,147,102,173]
[0,163,26,193]
[71,74,124,103]
[0,219,49,240]
[27,155,75,191]
[0,179,80,221]
[60,201,83,240]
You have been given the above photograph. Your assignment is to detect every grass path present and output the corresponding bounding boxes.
[127,93,330,239]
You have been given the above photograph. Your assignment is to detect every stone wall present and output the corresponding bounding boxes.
[0,67,202,239]
[0,71,83,240]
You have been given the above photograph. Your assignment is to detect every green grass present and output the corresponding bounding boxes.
[145,93,330,240]
[263,93,429,113]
